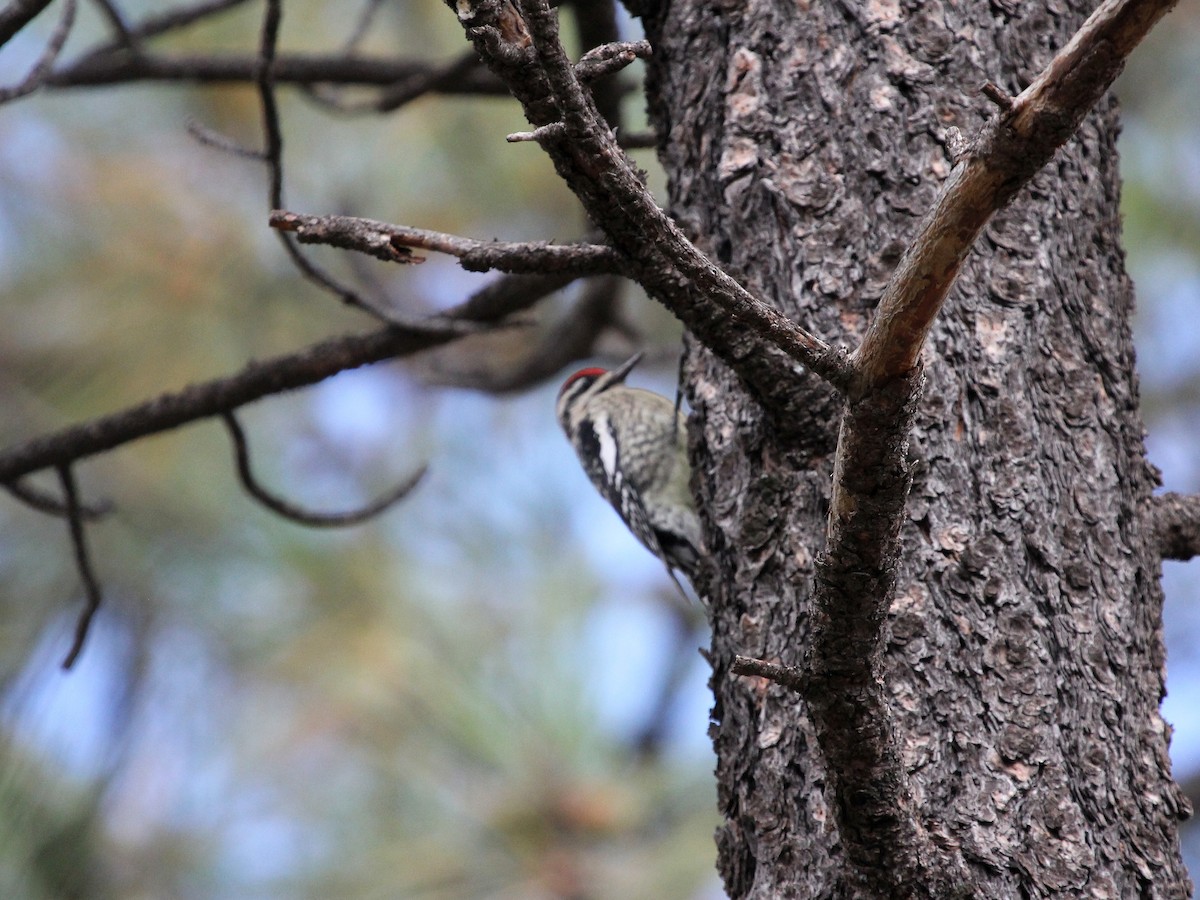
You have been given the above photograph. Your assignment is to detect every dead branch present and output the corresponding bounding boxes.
[301,51,487,115]
[730,655,808,694]
[270,210,628,276]
[222,412,426,528]
[0,273,566,484]
[4,478,111,520]
[58,464,102,670]
[574,40,649,82]
[0,0,76,103]
[450,0,852,409]
[252,3,398,326]
[0,0,55,49]
[45,51,507,94]
[71,0,253,60]
[89,0,136,53]
[1149,492,1200,561]
[427,274,621,392]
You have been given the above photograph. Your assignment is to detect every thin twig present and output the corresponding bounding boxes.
[57,464,103,670]
[0,0,55,49]
[300,51,485,115]
[186,119,263,158]
[428,274,620,392]
[70,0,253,61]
[222,411,426,527]
[0,0,76,103]
[271,210,627,275]
[89,0,136,53]
[3,478,112,519]
[343,0,388,54]
[252,1,395,325]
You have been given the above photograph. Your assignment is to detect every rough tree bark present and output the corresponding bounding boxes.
[644,0,1191,897]
[0,0,1192,894]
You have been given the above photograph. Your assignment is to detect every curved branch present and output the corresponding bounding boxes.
[4,478,112,520]
[222,412,426,528]
[799,0,1177,891]
[851,0,1178,395]
[58,464,103,670]
[428,274,621,392]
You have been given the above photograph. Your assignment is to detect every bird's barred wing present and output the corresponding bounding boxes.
[575,416,668,563]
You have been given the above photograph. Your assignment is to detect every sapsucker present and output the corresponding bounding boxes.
[556,353,703,587]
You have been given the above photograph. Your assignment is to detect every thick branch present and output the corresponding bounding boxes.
[852,0,1178,394]
[271,210,627,276]
[808,371,951,896]
[1149,492,1200,561]
[802,0,1177,892]
[450,0,851,411]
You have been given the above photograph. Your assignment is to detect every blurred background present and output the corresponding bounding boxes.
[0,3,1196,898]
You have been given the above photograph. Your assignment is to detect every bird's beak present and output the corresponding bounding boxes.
[606,351,644,385]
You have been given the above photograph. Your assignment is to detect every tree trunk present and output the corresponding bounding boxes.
[644,0,1192,896]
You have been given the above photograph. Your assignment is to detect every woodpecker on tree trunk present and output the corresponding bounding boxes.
[556,353,704,590]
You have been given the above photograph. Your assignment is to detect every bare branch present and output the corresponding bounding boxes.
[89,0,136,53]
[71,0,253,60]
[851,0,1178,395]
[342,0,388,54]
[616,130,656,150]
[1149,492,1200,561]
[730,655,808,695]
[453,0,852,410]
[3,477,112,520]
[270,210,627,276]
[58,464,103,670]
[575,39,649,82]
[428,274,620,392]
[0,273,570,484]
[222,412,426,528]
[251,3,396,326]
[301,51,487,115]
[186,119,262,159]
[980,80,1014,111]
[46,51,507,94]
[0,0,75,103]
[807,369,937,894]
[0,0,55,49]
